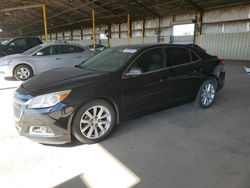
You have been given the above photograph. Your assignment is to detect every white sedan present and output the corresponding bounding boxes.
[0,43,96,80]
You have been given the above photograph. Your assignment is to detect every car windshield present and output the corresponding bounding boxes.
[1,40,10,45]
[22,44,43,55]
[81,48,137,72]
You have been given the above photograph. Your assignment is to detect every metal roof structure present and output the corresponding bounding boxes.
[0,0,250,37]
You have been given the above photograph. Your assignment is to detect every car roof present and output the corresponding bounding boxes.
[112,43,197,50]
[10,37,40,40]
[39,42,85,48]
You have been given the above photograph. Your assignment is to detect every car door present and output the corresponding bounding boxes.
[122,47,172,115]
[31,45,63,73]
[165,47,201,102]
[59,45,92,67]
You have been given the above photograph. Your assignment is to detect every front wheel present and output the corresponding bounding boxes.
[195,78,217,109]
[72,100,116,144]
[14,65,33,81]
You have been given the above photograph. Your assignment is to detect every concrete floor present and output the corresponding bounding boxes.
[0,60,250,188]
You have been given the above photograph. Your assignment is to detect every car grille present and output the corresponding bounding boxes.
[13,99,26,121]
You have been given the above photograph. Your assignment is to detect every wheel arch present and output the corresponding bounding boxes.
[68,97,120,133]
[13,63,35,76]
[207,74,218,89]
[97,97,120,125]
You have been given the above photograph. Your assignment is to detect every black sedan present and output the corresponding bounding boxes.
[14,44,225,144]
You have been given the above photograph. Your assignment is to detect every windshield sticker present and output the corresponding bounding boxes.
[122,49,137,53]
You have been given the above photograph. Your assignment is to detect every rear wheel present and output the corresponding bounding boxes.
[14,65,33,81]
[195,78,217,108]
[72,100,116,144]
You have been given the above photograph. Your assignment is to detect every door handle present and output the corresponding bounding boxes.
[56,57,62,60]
[194,67,202,72]
[160,78,166,83]
[77,56,83,58]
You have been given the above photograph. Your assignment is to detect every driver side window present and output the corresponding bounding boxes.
[129,48,164,74]
[10,39,27,49]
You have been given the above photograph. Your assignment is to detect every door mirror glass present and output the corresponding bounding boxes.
[125,67,142,77]
[36,51,44,56]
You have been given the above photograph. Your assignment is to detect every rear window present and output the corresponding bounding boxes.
[190,50,200,61]
[192,46,211,59]
[165,47,191,66]
[27,38,40,47]
[60,45,83,54]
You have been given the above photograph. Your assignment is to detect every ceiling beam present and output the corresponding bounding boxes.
[50,0,91,17]
[183,0,203,11]
[135,0,161,17]
[92,1,126,22]
[0,4,43,12]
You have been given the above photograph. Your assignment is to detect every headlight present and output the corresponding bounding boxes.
[27,90,71,109]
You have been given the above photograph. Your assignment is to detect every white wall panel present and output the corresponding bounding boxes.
[175,13,195,21]
[203,5,250,23]
[132,21,143,30]
[110,38,127,46]
[203,21,250,34]
[200,32,250,60]
[111,33,119,39]
[145,18,159,29]
[161,16,172,27]
[132,31,142,37]
[111,24,119,32]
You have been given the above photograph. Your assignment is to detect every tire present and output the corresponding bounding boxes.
[14,64,33,81]
[195,78,217,109]
[72,100,116,144]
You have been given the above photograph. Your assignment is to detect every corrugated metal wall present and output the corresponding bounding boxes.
[199,32,250,60]
[38,4,250,60]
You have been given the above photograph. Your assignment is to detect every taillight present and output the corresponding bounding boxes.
[219,59,225,65]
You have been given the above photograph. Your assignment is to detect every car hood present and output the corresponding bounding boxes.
[20,67,109,96]
[0,54,26,64]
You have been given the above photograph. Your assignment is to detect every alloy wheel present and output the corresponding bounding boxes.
[80,105,112,139]
[201,83,215,106]
[16,67,31,80]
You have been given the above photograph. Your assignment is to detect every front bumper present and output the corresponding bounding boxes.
[0,65,13,77]
[14,92,75,144]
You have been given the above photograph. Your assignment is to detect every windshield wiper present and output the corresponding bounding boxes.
[75,65,98,71]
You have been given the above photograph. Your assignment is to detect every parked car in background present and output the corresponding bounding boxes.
[14,44,225,144]
[87,44,107,52]
[0,37,42,57]
[0,43,95,80]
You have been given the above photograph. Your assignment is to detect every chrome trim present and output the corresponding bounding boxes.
[13,98,27,122]
[122,46,201,79]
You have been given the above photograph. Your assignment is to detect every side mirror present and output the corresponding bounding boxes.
[125,67,142,77]
[36,52,44,56]
[9,42,15,47]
